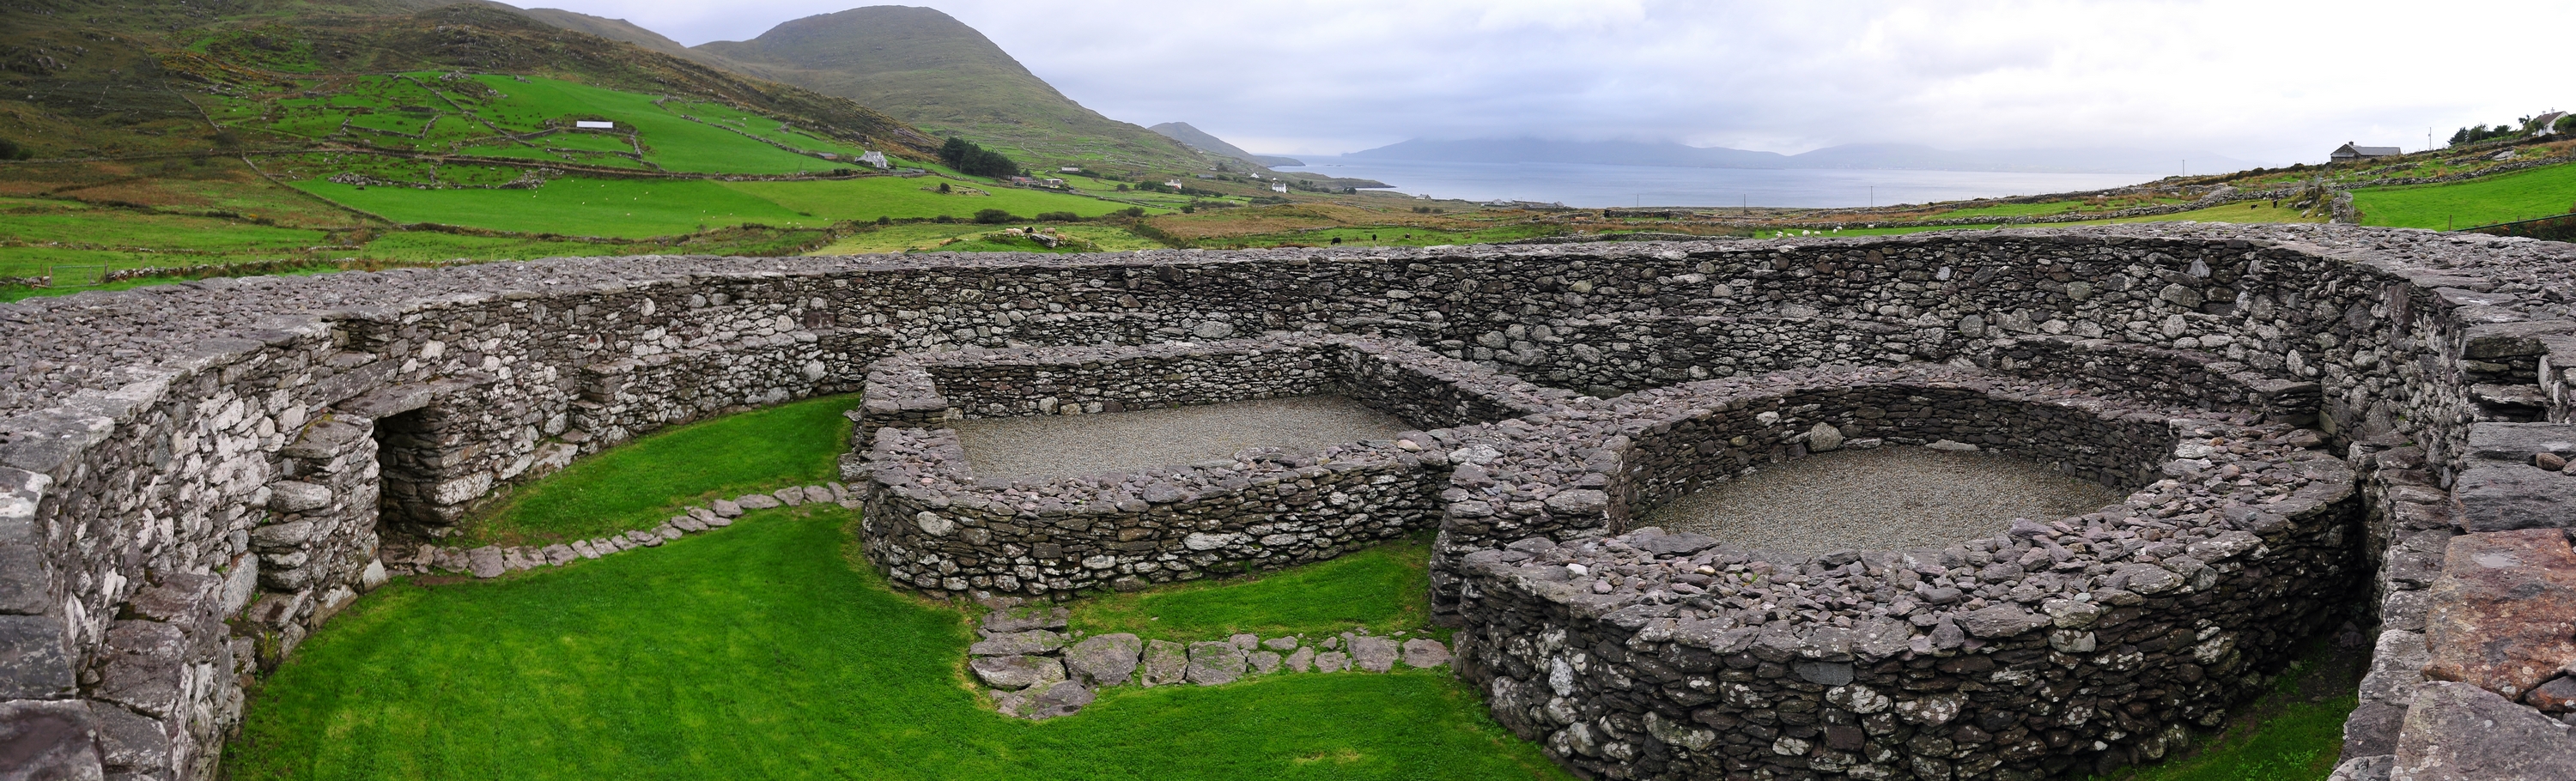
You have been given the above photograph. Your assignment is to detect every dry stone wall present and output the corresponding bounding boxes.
[852,336,1566,596]
[5,225,2576,779]
[1438,368,2362,779]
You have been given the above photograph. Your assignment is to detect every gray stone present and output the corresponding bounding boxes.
[2454,463,2576,532]
[1024,681,1095,720]
[1285,647,1315,672]
[1261,636,1298,651]
[1348,636,1398,672]
[0,699,100,780]
[1925,439,1979,452]
[1400,639,1452,669]
[466,547,505,578]
[1064,633,1142,686]
[248,521,317,549]
[88,702,168,772]
[981,606,1068,633]
[1315,651,1351,673]
[0,615,75,698]
[1959,605,2049,639]
[267,481,331,512]
[94,621,185,717]
[1792,660,1854,686]
[735,493,781,510]
[1228,633,1259,650]
[0,545,51,615]
[1247,651,1282,675]
[2392,681,2576,780]
[970,630,1066,657]
[711,499,742,518]
[968,655,1066,691]
[773,487,805,506]
[1807,422,1844,452]
[1141,639,1188,687]
[1186,641,1247,685]
[2327,755,2391,781]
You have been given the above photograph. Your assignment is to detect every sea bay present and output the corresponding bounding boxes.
[1276,158,2162,209]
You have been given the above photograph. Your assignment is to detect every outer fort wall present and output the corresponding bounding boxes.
[3,227,2570,779]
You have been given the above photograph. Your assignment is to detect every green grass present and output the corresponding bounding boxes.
[227,506,1568,780]
[464,76,841,175]
[293,178,813,239]
[0,210,329,256]
[2354,160,2576,229]
[460,395,857,546]
[1068,536,1436,640]
[718,177,1155,221]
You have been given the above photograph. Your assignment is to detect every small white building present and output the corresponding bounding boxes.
[1060,166,1083,173]
[2535,111,2568,136]
[1164,179,1185,190]
[859,151,890,169]
[574,120,615,130]
[1272,181,1289,193]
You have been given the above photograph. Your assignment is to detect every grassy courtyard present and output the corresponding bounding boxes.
[457,394,858,546]
[227,506,1566,780]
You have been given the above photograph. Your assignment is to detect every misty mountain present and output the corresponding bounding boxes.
[1344,138,2259,174]
[1149,123,1303,167]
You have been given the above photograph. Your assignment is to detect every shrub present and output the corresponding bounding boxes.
[938,136,1018,179]
[0,138,27,160]
[1118,207,1145,218]
[933,215,956,223]
[972,209,1017,224]
[876,215,892,225]
[1034,211,1079,222]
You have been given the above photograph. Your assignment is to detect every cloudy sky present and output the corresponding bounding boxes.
[529,1,2573,164]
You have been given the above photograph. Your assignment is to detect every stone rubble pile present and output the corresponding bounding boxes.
[962,598,1454,721]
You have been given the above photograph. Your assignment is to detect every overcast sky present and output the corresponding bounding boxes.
[527,1,2573,164]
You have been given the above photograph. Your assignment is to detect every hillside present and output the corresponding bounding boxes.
[690,6,1211,175]
[1150,123,1302,167]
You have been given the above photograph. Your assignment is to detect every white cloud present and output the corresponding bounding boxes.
[525,0,2574,162]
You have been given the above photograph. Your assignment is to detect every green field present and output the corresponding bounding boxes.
[2354,161,2576,229]
[720,177,1156,221]
[293,178,811,239]
[461,394,858,546]
[227,505,1565,780]
[1068,536,1437,640]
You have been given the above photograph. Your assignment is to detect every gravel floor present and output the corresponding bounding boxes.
[951,396,1411,482]
[1643,447,2128,556]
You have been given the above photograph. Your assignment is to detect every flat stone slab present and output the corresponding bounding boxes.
[949,395,1409,481]
[969,655,1065,691]
[2394,681,2576,780]
[1064,633,1141,686]
[1642,446,2126,557]
[2423,529,2576,699]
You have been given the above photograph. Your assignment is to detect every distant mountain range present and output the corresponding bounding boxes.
[1342,138,2263,175]
[1148,123,1303,168]
[517,4,1215,173]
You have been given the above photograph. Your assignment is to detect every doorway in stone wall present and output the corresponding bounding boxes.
[371,407,447,537]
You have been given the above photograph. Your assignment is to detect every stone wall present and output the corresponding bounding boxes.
[851,335,1564,596]
[5,225,2576,779]
[1446,376,2361,778]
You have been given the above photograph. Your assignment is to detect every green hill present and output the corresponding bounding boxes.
[689,6,1216,175]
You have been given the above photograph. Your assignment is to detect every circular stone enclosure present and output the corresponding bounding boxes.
[852,334,1571,596]
[1614,379,2178,560]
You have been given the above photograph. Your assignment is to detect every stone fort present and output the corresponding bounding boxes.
[5,223,2574,779]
